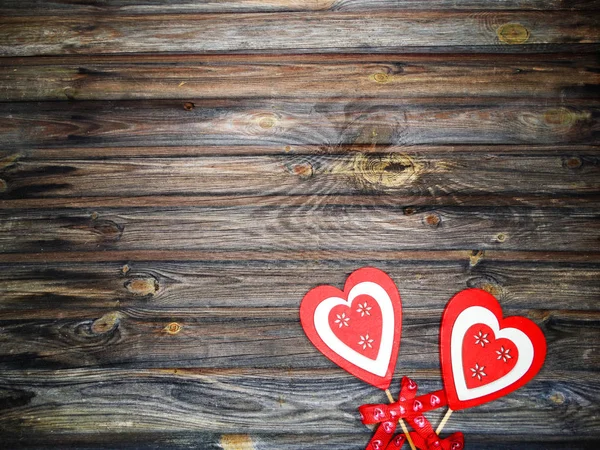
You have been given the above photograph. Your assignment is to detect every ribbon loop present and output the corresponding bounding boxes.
[360,381,447,427]
[410,432,465,450]
[359,377,453,450]
[359,376,420,425]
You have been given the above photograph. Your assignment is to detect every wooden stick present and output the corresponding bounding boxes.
[384,388,395,403]
[385,389,416,450]
[436,408,454,434]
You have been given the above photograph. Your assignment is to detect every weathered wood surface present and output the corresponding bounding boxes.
[2,54,599,101]
[2,0,600,15]
[0,369,598,439]
[1,433,599,450]
[1,12,599,56]
[0,259,598,310]
[0,154,597,205]
[0,1,599,449]
[0,306,597,371]
[1,99,598,149]
[0,250,598,265]
[0,207,598,253]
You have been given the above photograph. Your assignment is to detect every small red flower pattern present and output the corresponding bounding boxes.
[463,324,519,389]
[328,293,383,360]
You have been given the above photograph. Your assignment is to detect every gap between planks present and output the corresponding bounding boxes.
[0,250,598,263]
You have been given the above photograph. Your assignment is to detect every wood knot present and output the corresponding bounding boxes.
[92,220,123,242]
[70,218,124,243]
[403,206,417,216]
[480,282,503,298]
[549,392,565,405]
[467,276,503,298]
[164,322,182,335]
[353,153,420,191]
[0,153,21,171]
[220,435,255,450]
[258,116,277,129]
[469,250,485,267]
[544,108,577,127]
[495,233,507,243]
[125,277,159,296]
[423,213,441,228]
[91,312,121,334]
[285,162,314,180]
[372,73,390,83]
[121,264,130,274]
[562,156,582,169]
[183,102,195,111]
[497,23,530,44]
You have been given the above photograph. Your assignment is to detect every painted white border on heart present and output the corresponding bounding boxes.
[313,281,394,377]
[451,306,534,401]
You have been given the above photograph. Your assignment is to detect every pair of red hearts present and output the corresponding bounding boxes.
[299,267,547,411]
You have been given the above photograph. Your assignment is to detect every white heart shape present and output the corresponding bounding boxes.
[313,281,394,377]
[451,306,534,401]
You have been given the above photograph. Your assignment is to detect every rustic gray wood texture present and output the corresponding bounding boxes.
[1,99,598,149]
[2,0,600,15]
[0,1,599,449]
[0,154,598,204]
[1,12,599,56]
[0,207,598,253]
[1,54,598,101]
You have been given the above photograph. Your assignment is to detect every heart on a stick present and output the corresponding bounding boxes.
[300,267,402,389]
[440,288,546,410]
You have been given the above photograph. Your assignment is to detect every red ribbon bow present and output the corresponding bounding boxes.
[375,432,464,450]
[409,432,464,450]
[359,377,446,432]
[359,377,460,450]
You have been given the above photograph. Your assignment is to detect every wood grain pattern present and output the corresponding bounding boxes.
[0,1,598,448]
[0,259,598,311]
[2,0,599,15]
[1,54,598,101]
[0,369,598,439]
[0,250,598,264]
[1,307,597,371]
[0,207,597,253]
[1,99,598,149]
[0,154,597,206]
[1,12,598,56]
[2,434,598,450]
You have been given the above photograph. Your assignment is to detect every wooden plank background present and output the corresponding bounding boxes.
[0,1,599,449]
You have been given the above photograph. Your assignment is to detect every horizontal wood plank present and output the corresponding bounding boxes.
[0,308,597,371]
[2,0,600,16]
[0,154,597,204]
[0,259,598,311]
[4,144,599,159]
[0,99,598,149]
[1,194,599,210]
[0,207,597,253]
[0,250,597,264]
[1,54,598,101]
[0,369,598,438]
[2,432,598,450]
[1,12,598,56]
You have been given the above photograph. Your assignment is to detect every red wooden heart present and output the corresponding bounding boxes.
[299,267,402,389]
[440,288,546,410]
